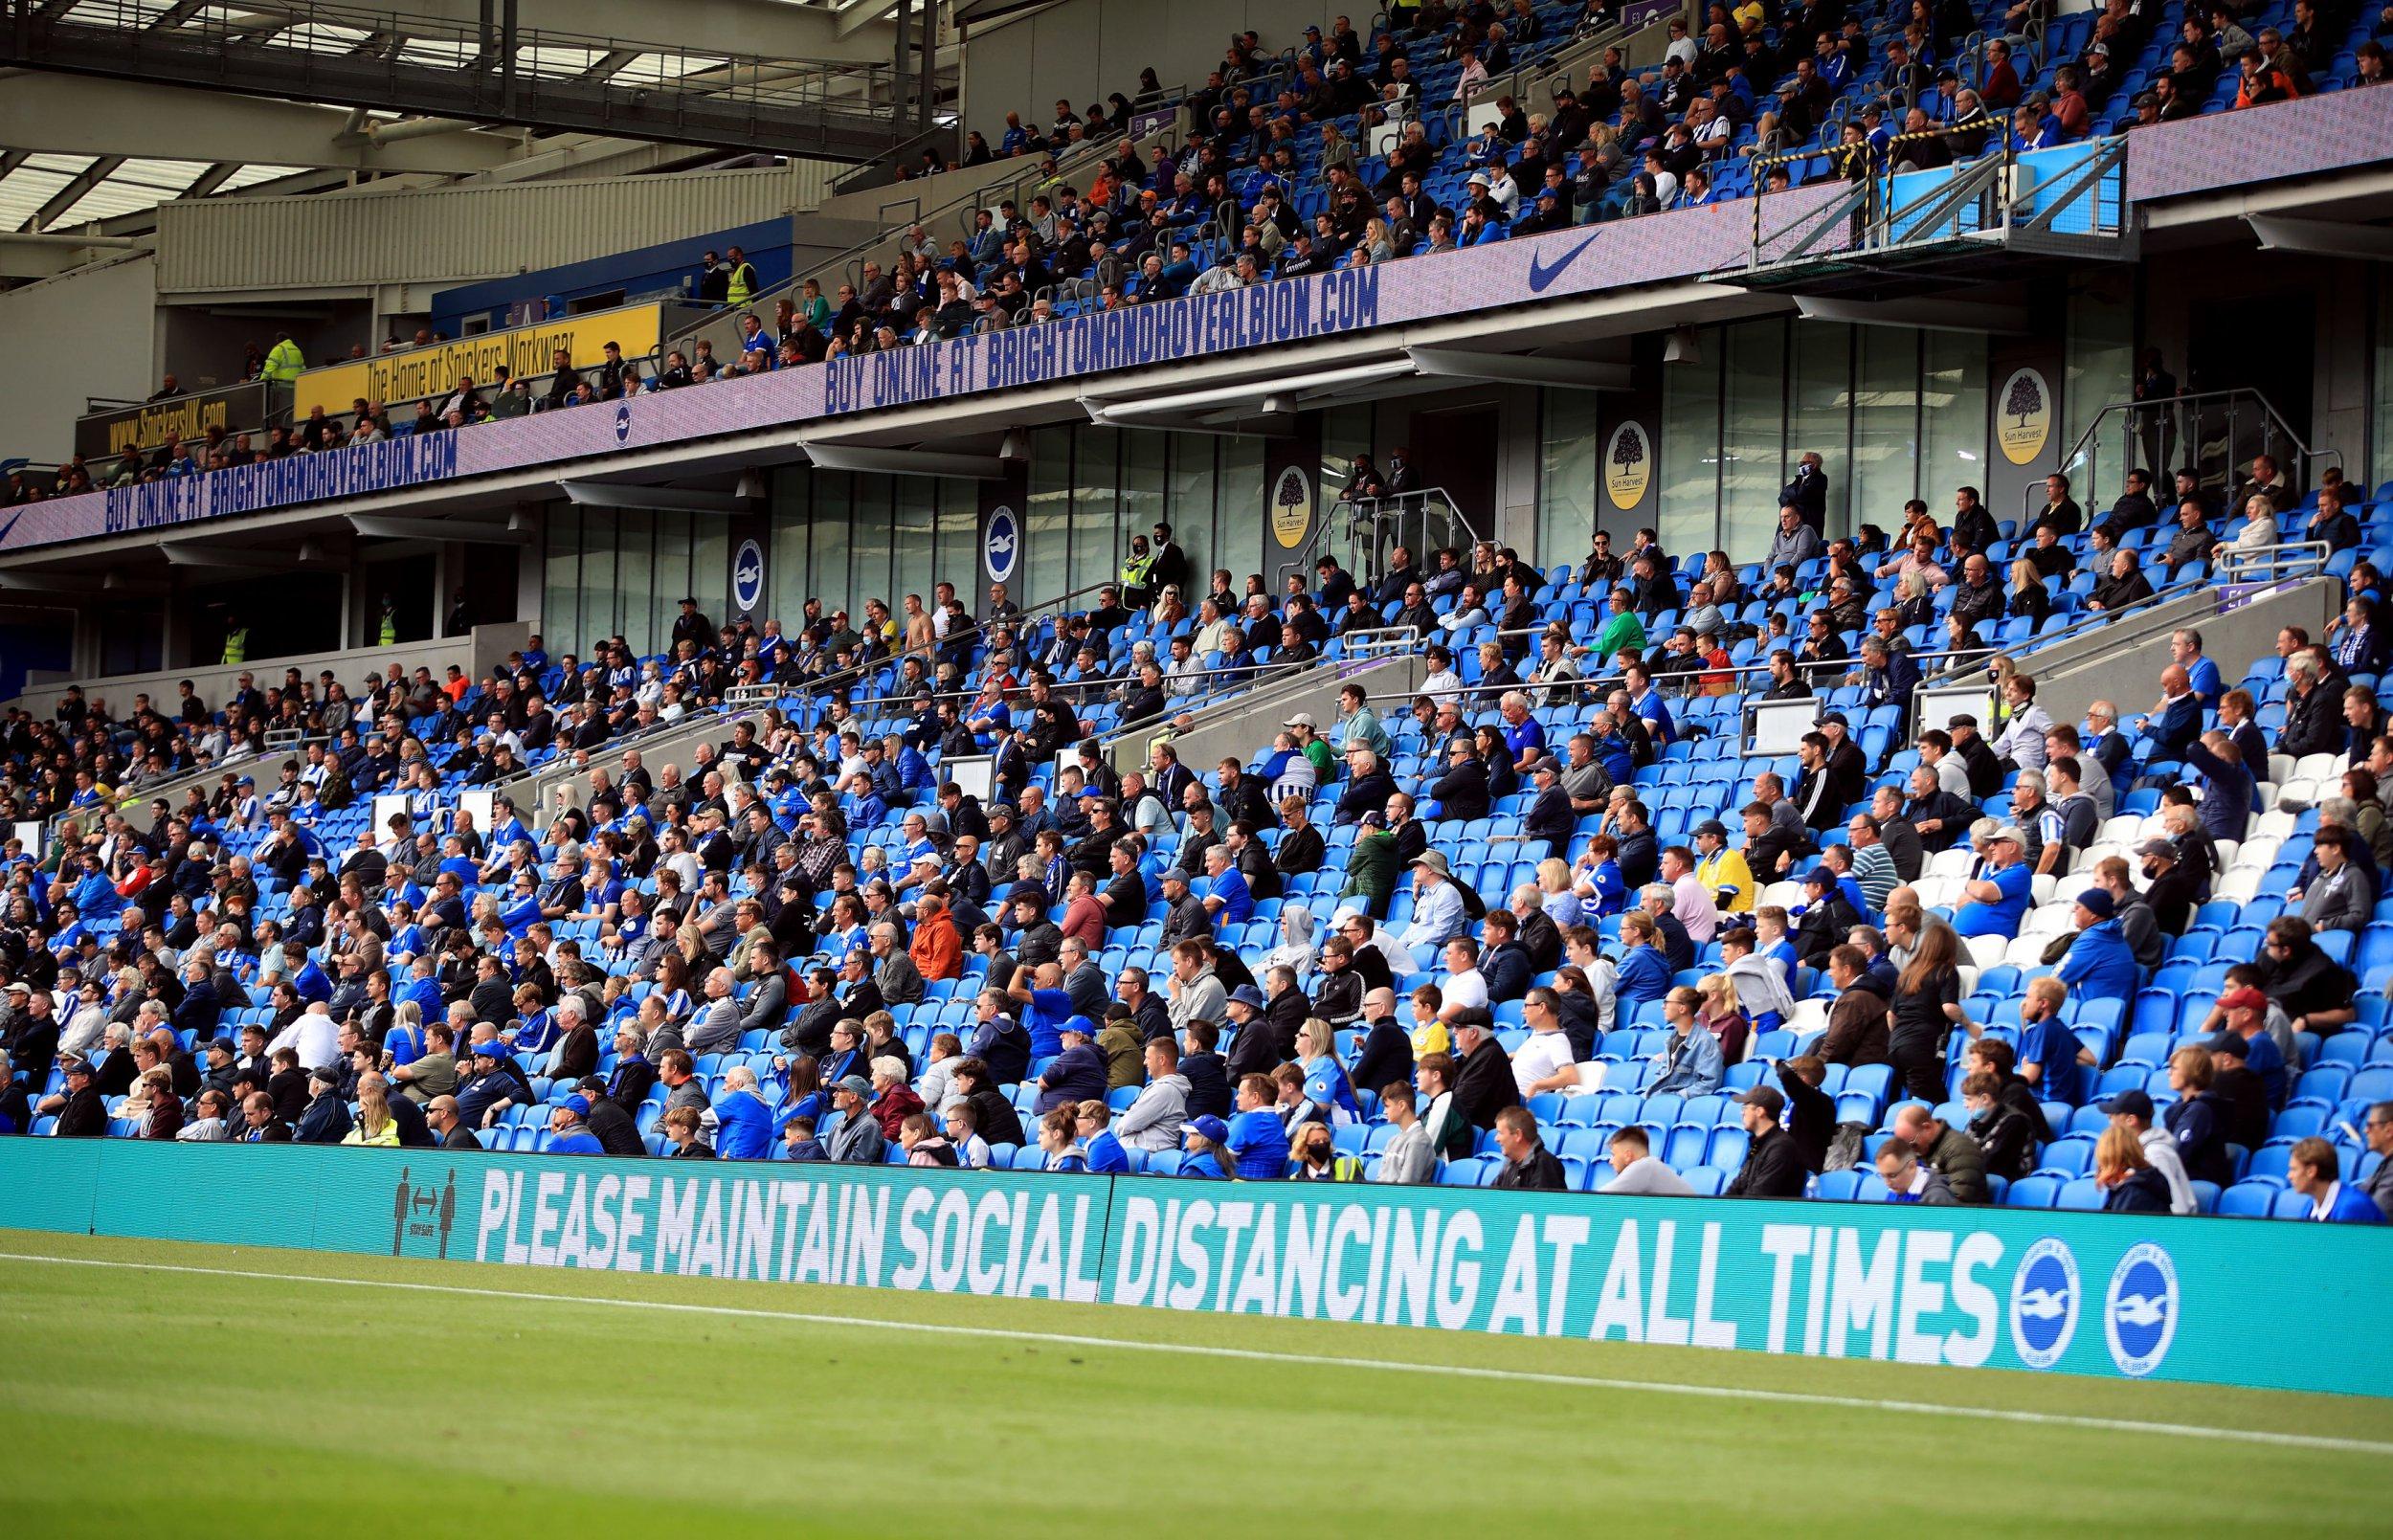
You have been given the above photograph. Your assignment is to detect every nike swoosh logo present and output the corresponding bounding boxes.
[1527,230,1602,292]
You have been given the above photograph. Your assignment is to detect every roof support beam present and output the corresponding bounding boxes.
[797,443,1006,479]
[345,0,902,64]
[1792,293,2031,335]
[2245,213,2393,261]
[19,156,125,234]
[0,76,527,173]
[1405,346,1635,391]
[348,513,534,544]
[557,481,758,513]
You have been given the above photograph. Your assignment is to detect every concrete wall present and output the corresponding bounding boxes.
[2007,579,2339,732]
[7,621,530,721]
[0,253,158,466]
[960,0,1343,143]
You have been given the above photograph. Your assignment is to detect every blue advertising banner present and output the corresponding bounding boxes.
[3,1140,2386,1397]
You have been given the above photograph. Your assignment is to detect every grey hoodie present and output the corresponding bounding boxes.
[1116,1072,1188,1150]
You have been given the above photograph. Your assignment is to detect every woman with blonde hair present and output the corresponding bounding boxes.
[1361,217,1396,263]
[2006,555,2051,630]
[343,1079,400,1147]
[1535,857,1582,927]
[2093,1124,2170,1212]
[1695,973,1751,1064]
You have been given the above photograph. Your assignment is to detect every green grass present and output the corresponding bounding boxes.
[1,1229,2388,1537]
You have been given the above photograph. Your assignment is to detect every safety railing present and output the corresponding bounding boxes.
[1740,128,2129,273]
[2215,541,2333,584]
[1275,486,1483,601]
[5,0,915,158]
[2024,387,2342,525]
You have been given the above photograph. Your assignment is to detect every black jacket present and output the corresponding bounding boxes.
[1450,1038,1522,1129]
[1492,1142,1570,1191]
[1726,1124,1808,1198]
[586,1096,646,1157]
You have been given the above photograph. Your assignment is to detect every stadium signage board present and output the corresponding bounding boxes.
[74,380,283,460]
[19,189,1851,556]
[4,1141,2386,1396]
[290,301,674,418]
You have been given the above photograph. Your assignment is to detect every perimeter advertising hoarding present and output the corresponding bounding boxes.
[2,1140,2384,1396]
[289,301,672,418]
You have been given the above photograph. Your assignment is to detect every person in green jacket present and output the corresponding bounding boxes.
[1341,812,1399,916]
[1592,585,1646,661]
[262,332,305,386]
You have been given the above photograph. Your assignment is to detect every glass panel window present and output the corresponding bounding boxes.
[1922,331,1990,518]
[770,474,809,630]
[692,518,730,632]
[1538,389,1600,568]
[810,474,852,618]
[846,475,892,619]
[542,503,579,652]
[652,511,692,653]
[574,510,615,652]
[1850,327,1920,530]
[1216,433,1266,590]
[1788,323,1852,536]
[1721,320,1788,561]
[1657,336,1722,552]
[894,478,936,614]
[614,509,654,656]
[1071,426,1122,600]
[1026,425,1073,605]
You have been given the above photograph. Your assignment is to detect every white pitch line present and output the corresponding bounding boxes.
[5,1250,2388,1457]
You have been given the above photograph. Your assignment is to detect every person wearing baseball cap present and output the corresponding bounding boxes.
[2200,1027,2272,1153]
[1182,1113,1235,1179]
[2136,837,2200,936]
[1952,823,2031,937]
[2211,984,2289,1107]
[824,1075,886,1163]
[2053,885,2139,1012]
[51,1057,106,1138]
[2098,1088,2195,1215]
[1725,1084,1807,1197]
[547,1094,605,1155]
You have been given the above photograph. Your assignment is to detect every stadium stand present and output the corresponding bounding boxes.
[5,2,2393,1234]
[7,427,2391,1224]
[31,0,2385,485]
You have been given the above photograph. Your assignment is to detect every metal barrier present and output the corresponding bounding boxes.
[2022,387,2342,525]
[1276,486,1483,600]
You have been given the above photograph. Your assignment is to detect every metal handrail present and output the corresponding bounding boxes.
[2215,542,2333,583]
[493,573,1131,812]
[1275,486,1483,599]
[2022,386,2342,524]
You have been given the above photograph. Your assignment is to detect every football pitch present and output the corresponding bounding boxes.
[1,1229,2386,1536]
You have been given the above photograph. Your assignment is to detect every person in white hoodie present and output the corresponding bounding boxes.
[2100,1088,2197,1215]
[1374,1081,1437,1185]
[1116,1038,1190,1152]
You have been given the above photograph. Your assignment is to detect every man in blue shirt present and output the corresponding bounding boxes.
[1953,826,2032,936]
[2053,888,2139,1015]
[1224,1072,1290,1178]
[2170,628,2223,708]
[1498,692,1548,773]
[1199,843,1253,927]
[2290,1136,2387,1223]
[2012,974,2091,1108]
[547,1096,606,1154]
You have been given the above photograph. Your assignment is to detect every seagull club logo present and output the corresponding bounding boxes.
[2103,1241,2180,1377]
[732,539,766,614]
[391,1165,460,1259]
[2008,1236,2079,1371]
[614,402,633,443]
[985,504,1020,584]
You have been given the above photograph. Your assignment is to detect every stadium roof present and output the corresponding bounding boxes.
[1,0,945,234]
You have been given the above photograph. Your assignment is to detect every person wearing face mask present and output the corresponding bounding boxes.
[2135,837,2200,939]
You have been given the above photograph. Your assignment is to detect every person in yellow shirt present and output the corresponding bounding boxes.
[1692,817,1756,913]
[1407,982,1451,1059]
